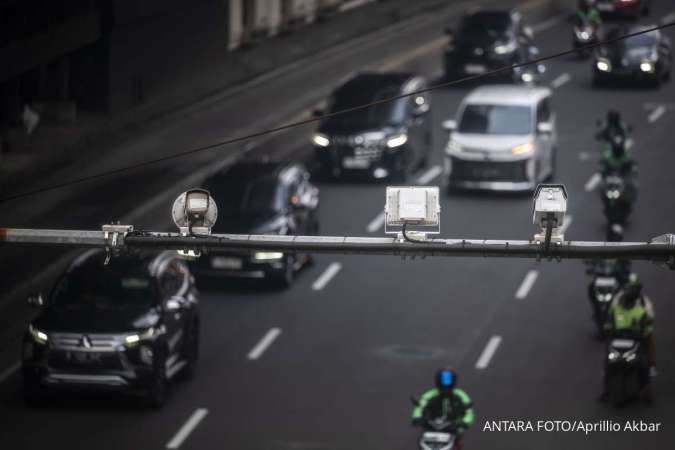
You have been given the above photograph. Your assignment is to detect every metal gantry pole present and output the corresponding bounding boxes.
[1,227,674,268]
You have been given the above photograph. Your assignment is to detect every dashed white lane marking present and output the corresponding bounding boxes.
[166,408,209,449]
[550,73,571,89]
[475,336,502,369]
[312,262,343,291]
[366,212,386,233]
[585,172,602,192]
[662,12,675,25]
[579,152,590,161]
[247,328,282,360]
[416,165,443,185]
[515,270,539,300]
[560,215,574,235]
[648,105,666,123]
[0,362,20,384]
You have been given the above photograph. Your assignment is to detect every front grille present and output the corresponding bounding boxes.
[50,333,123,350]
[452,159,527,182]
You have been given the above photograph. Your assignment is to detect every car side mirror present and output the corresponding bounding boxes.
[165,296,183,311]
[27,293,45,307]
[537,122,553,134]
[442,119,457,132]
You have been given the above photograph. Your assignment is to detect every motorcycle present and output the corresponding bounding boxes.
[411,397,459,450]
[601,174,634,225]
[605,335,650,407]
[586,260,625,337]
[573,21,598,58]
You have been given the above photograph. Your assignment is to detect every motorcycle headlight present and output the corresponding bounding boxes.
[606,189,620,199]
[386,133,408,149]
[312,133,330,148]
[446,140,462,154]
[28,324,48,345]
[640,61,655,73]
[253,252,284,261]
[596,58,611,72]
[494,40,517,55]
[511,142,534,155]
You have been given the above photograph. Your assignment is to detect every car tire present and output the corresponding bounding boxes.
[181,319,200,381]
[271,255,294,288]
[146,359,167,409]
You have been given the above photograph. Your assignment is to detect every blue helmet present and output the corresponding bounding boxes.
[435,368,457,392]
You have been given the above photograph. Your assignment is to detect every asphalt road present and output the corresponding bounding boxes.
[2,1,675,449]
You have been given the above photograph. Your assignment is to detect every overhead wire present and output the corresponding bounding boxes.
[1,21,673,203]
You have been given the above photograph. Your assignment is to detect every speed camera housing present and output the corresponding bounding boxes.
[385,186,440,236]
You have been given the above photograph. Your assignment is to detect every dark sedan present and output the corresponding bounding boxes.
[593,26,672,87]
[312,73,431,181]
[444,10,545,84]
[193,161,319,287]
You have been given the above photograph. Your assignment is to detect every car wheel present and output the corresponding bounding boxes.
[271,255,294,288]
[182,319,200,381]
[146,359,167,409]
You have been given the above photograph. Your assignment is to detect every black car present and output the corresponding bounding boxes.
[596,0,651,20]
[444,10,545,83]
[194,161,319,287]
[593,26,672,87]
[22,251,200,408]
[312,73,431,181]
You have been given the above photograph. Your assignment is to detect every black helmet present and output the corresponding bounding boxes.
[621,273,642,308]
[435,368,457,393]
[607,109,621,125]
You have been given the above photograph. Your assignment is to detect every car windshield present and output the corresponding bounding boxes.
[327,85,406,126]
[52,267,155,309]
[460,13,511,38]
[606,29,656,49]
[211,176,283,217]
[459,104,532,135]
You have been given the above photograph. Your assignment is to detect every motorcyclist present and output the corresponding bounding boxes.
[596,110,635,176]
[576,0,602,28]
[600,274,656,401]
[412,368,475,444]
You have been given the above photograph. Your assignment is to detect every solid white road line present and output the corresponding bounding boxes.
[550,73,571,89]
[247,328,282,360]
[166,408,209,449]
[560,214,574,235]
[515,270,539,300]
[648,105,666,124]
[584,172,602,192]
[0,361,20,385]
[312,262,343,291]
[662,12,675,25]
[475,336,502,370]
[366,212,386,233]
[416,165,443,185]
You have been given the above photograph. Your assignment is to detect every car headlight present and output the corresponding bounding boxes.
[312,133,330,147]
[596,58,611,72]
[640,61,655,73]
[253,252,284,261]
[521,72,534,83]
[125,327,161,346]
[386,133,408,149]
[28,324,48,345]
[511,143,534,155]
[608,350,620,361]
[446,140,462,154]
[494,40,517,55]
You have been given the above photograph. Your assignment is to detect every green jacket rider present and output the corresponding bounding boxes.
[412,368,475,435]
[576,0,602,27]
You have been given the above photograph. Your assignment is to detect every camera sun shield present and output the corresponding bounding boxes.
[385,186,440,235]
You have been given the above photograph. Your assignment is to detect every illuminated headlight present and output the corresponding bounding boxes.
[576,29,591,41]
[521,73,534,83]
[494,40,517,55]
[640,61,655,73]
[253,252,284,261]
[606,189,621,199]
[596,59,611,72]
[386,133,408,149]
[596,292,614,302]
[608,350,620,361]
[125,327,159,346]
[511,142,534,156]
[446,140,462,154]
[312,133,330,147]
[625,351,637,362]
[28,324,48,345]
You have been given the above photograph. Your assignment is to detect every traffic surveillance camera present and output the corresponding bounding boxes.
[172,189,218,236]
[532,184,567,247]
[385,186,440,240]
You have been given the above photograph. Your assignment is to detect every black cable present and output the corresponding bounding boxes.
[1,21,673,204]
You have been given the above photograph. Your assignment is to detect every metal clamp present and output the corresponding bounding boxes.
[102,224,134,264]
